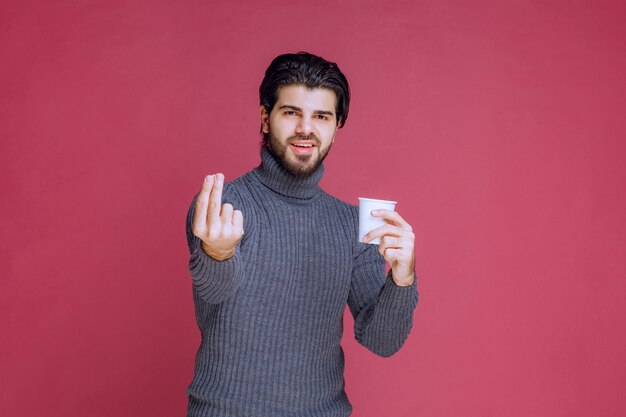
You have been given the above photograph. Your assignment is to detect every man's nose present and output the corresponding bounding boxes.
[295,117,313,136]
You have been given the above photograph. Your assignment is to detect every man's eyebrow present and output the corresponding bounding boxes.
[277,105,335,116]
[278,105,303,112]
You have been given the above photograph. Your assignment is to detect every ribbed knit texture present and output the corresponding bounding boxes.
[185,147,418,417]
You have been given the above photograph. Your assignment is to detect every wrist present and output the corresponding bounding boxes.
[392,273,415,287]
[201,241,235,261]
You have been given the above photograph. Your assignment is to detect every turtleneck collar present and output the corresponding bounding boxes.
[252,146,324,200]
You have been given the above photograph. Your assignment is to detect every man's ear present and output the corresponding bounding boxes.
[260,105,270,134]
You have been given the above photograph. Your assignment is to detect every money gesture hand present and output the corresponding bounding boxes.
[191,173,244,261]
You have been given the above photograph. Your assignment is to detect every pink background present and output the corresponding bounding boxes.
[2,1,625,416]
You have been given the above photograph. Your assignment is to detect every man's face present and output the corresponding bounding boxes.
[261,84,338,177]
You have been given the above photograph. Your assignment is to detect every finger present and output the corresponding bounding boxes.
[363,224,402,243]
[380,235,401,249]
[232,210,244,232]
[382,247,405,263]
[221,203,234,224]
[372,209,412,231]
[208,173,224,224]
[193,175,214,233]
[378,236,402,257]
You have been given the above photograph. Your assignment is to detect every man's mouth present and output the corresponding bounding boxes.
[290,141,317,154]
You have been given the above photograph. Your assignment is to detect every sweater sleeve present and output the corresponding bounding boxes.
[185,183,245,304]
[347,242,419,357]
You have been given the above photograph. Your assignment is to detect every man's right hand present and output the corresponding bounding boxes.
[192,173,244,261]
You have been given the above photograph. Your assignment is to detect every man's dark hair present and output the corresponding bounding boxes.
[259,52,351,145]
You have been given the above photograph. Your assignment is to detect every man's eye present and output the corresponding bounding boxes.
[316,115,328,120]
[285,111,297,116]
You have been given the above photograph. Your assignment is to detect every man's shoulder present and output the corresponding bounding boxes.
[227,167,264,189]
[221,171,253,201]
[320,191,358,215]
[223,173,247,190]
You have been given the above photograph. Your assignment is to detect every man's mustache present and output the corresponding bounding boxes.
[289,135,320,145]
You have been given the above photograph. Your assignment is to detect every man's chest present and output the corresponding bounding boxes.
[238,201,354,310]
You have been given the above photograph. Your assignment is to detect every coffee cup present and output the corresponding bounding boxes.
[358,197,397,244]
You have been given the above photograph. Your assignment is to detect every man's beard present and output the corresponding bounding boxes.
[266,130,333,178]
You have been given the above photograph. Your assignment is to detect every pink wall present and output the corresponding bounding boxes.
[2,1,625,416]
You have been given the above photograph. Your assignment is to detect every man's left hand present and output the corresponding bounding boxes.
[362,209,415,287]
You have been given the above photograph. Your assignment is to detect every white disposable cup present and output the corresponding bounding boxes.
[358,197,397,245]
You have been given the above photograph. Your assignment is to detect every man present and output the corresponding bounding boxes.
[185,52,418,417]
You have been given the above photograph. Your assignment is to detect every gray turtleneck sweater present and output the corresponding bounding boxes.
[185,148,418,417]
